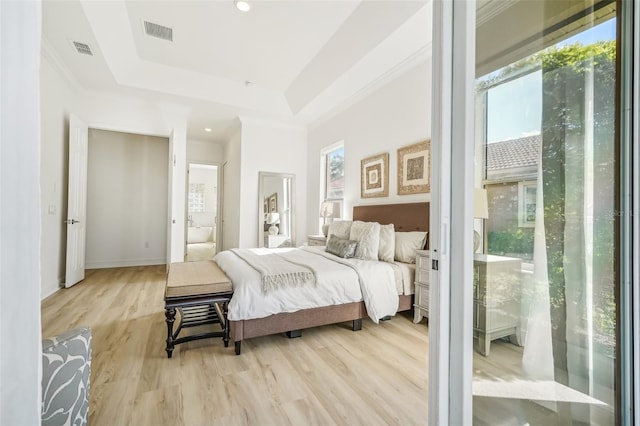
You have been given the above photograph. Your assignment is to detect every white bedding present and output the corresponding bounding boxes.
[392,261,416,295]
[214,246,399,323]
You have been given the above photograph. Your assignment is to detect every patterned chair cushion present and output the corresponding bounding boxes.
[42,326,92,426]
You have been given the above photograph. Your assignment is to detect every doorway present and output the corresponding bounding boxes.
[185,163,219,261]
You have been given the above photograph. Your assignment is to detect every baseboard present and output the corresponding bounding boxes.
[41,280,63,301]
[85,258,166,270]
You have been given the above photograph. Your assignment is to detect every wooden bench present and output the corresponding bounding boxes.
[164,260,233,358]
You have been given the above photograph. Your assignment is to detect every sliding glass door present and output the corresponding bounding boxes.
[472,3,618,422]
[429,0,639,423]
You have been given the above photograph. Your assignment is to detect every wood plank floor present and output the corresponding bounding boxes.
[41,265,429,426]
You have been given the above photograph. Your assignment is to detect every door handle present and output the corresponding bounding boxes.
[64,219,80,225]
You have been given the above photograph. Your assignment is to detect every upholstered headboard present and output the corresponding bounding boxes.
[352,202,429,232]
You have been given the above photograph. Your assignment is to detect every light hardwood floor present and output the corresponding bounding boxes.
[41,266,429,426]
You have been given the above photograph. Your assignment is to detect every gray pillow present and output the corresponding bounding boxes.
[325,235,358,259]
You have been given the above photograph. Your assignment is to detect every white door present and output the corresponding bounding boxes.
[220,161,227,251]
[65,114,89,288]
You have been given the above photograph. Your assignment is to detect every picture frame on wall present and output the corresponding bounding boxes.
[397,140,430,195]
[268,193,278,212]
[360,152,389,198]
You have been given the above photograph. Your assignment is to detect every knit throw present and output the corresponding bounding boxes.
[230,249,316,293]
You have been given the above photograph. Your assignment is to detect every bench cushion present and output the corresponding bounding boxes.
[165,260,232,298]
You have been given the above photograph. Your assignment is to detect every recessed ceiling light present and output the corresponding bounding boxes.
[234,1,250,12]
[204,128,212,132]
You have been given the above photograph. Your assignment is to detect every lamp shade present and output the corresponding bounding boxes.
[265,212,280,224]
[320,201,334,218]
[474,188,489,219]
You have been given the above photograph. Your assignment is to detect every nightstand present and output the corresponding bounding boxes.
[413,249,430,323]
[308,235,327,246]
[473,254,522,356]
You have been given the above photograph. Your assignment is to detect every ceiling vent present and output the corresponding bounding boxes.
[72,41,93,56]
[143,21,173,42]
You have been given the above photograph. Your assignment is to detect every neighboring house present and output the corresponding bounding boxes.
[484,134,540,260]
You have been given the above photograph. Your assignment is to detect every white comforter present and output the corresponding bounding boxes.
[213,246,399,323]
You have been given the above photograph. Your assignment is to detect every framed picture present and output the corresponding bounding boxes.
[397,140,430,195]
[268,193,278,212]
[361,152,389,198]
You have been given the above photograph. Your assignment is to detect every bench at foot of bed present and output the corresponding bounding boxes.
[164,261,233,358]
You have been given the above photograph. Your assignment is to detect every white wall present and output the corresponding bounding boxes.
[0,1,42,423]
[85,129,168,268]
[187,138,223,164]
[39,52,206,296]
[238,117,308,248]
[307,61,432,232]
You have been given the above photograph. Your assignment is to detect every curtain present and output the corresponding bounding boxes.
[522,42,615,422]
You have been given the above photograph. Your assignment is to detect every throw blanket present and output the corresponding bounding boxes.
[300,247,398,323]
[230,248,316,293]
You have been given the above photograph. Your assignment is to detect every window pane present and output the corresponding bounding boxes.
[326,146,344,199]
[188,183,205,213]
[474,8,617,424]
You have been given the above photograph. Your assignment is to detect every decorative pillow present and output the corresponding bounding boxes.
[327,220,353,240]
[325,235,358,259]
[349,221,381,260]
[378,223,395,263]
[395,231,428,263]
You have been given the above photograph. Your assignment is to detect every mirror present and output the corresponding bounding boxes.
[258,172,295,248]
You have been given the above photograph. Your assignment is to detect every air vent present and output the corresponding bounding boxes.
[72,41,93,56]
[143,21,173,42]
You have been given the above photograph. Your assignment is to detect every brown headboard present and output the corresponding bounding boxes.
[353,202,429,232]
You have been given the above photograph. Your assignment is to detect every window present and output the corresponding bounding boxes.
[188,183,205,213]
[517,181,536,227]
[325,145,344,200]
[319,144,344,232]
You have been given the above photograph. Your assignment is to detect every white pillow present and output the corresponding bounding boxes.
[327,220,353,240]
[349,221,380,260]
[378,224,395,263]
[394,231,427,263]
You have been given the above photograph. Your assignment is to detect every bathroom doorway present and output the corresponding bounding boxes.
[185,163,219,262]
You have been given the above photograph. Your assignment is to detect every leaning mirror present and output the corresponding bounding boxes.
[258,172,295,248]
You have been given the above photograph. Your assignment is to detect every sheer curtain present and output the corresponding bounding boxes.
[522,42,616,422]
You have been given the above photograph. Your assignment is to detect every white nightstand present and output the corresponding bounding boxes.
[413,249,430,323]
[307,235,327,246]
[473,254,522,356]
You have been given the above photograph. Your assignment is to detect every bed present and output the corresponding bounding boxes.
[214,202,429,355]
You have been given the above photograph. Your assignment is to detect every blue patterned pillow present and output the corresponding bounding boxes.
[325,235,358,259]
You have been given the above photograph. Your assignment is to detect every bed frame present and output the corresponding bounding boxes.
[230,202,429,355]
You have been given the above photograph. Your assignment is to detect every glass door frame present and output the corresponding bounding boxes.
[429,0,639,423]
[620,0,639,423]
[429,0,476,424]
